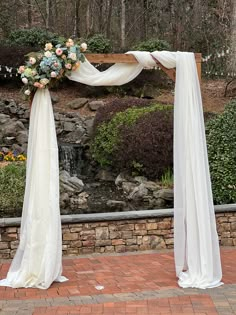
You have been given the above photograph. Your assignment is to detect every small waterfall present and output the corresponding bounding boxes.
[59,143,84,177]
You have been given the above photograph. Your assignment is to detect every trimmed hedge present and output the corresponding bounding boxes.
[91,102,173,179]
[132,39,171,52]
[86,34,112,54]
[6,28,65,47]
[0,163,26,215]
[93,98,152,129]
[206,99,236,204]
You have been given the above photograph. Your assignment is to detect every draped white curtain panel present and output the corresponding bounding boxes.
[0,51,223,289]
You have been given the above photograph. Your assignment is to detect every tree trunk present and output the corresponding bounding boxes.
[121,0,126,49]
[73,0,80,37]
[27,0,32,28]
[106,0,113,38]
[228,1,236,73]
[46,0,50,30]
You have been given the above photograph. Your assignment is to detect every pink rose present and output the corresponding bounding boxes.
[29,57,36,65]
[65,63,72,69]
[56,48,63,56]
[53,62,59,67]
[18,66,25,74]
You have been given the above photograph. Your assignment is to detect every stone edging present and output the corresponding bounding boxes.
[1,204,236,227]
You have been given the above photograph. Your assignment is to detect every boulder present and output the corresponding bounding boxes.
[88,101,104,111]
[115,173,134,187]
[128,183,148,200]
[154,188,174,201]
[67,98,88,110]
[16,130,28,145]
[0,114,10,124]
[3,120,25,137]
[60,170,84,193]
[4,136,15,145]
[121,181,137,194]
[84,117,94,136]
[63,121,75,132]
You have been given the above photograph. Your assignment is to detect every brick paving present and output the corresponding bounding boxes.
[0,248,236,314]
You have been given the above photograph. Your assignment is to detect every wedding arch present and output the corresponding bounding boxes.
[0,50,222,290]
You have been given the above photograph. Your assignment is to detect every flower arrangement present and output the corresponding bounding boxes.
[18,39,87,97]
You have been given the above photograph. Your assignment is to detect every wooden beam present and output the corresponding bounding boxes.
[85,53,202,82]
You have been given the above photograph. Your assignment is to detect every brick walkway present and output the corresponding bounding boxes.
[0,248,236,314]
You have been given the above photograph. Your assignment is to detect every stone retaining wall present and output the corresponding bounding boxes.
[0,207,236,259]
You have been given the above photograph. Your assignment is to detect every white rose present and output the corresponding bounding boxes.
[80,43,87,52]
[40,78,49,85]
[44,51,52,58]
[22,77,28,84]
[50,71,57,78]
[69,53,77,61]
[24,89,31,96]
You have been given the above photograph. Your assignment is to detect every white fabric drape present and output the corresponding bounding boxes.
[0,89,67,289]
[0,51,222,289]
[69,51,223,289]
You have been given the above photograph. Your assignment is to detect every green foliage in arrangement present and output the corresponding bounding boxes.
[6,28,65,47]
[132,39,171,52]
[0,163,26,214]
[206,99,236,204]
[91,103,173,179]
[86,34,112,53]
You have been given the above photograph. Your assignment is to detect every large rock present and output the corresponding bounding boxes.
[154,188,174,201]
[84,117,94,136]
[16,130,28,145]
[61,127,85,143]
[3,120,25,137]
[63,121,75,132]
[0,114,10,124]
[60,170,84,193]
[88,101,104,111]
[4,136,15,145]
[115,173,134,187]
[121,181,137,194]
[128,183,148,200]
[67,98,89,110]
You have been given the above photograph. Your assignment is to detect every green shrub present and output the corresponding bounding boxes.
[91,103,173,179]
[86,34,112,53]
[6,28,65,47]
[132,39,171,52]
[206,99,236,204]
[0,163,26,215]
